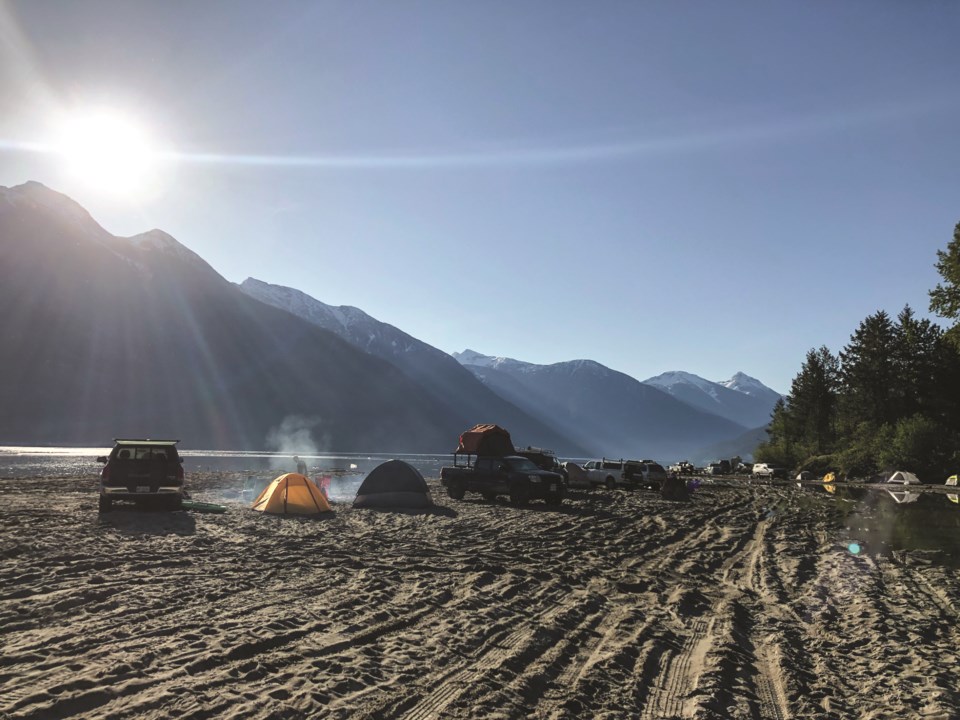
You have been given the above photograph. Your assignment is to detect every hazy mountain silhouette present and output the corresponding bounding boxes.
[453,351,748,461]
[238,278,589,455]
[0,182,478,451]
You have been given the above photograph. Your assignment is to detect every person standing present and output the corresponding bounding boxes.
[294,455,307,475]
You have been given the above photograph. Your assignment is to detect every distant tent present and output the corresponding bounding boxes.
[353,460,433,509]
[822,471,837,495]
[947,475,958,504]
[563,461,590,488]
[886,470,921,485]
[251,473,332,515]
[455,424,514,457]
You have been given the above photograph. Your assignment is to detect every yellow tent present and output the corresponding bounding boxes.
[251,473,332,515]
[822,471,836,494]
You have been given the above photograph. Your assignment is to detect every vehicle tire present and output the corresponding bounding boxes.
[546,491,563,506]
[98,495,112,513]
[605,476,616,490]
[446,482,466,501]
[509,481,529,506]
[481,491,497,501]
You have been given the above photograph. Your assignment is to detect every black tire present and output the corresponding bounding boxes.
[481,491,497,501]
[98,495,112,513]
[546,492,563,506]
[605,476,616,490]
[446,482,466,501]
[509,481,530,506]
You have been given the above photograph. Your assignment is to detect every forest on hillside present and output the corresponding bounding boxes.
[756,222,960,481]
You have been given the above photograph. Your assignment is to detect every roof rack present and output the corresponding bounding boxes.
[113,438,180,445]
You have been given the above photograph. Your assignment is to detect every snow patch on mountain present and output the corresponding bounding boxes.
[718,371,781,398]
[453,350,611,378]
[646,370,722,400]
[453,349,534,373]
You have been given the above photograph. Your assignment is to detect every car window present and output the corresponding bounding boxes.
[115,445,175,461]
[507,458,540,473]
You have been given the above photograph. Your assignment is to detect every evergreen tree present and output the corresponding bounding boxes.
[839,310,898,429]
[929,221,960,349]
[787,346,840,455]
[754,397,795,466]
[891,305,942,419]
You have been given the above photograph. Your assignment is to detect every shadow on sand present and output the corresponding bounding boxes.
[351,505,458,518]
[96,508,197,536]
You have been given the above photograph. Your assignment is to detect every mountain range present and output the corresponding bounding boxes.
[643,370,780,429]
[0,181,781,459]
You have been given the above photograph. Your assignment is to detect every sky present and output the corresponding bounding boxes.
[1,1,958,394]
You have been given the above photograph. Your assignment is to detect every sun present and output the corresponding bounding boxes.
[53,109,162,198]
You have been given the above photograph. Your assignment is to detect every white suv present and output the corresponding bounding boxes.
[582,459,624,489]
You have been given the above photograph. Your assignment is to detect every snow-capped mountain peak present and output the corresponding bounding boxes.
[717,371,780,398]
[645,370,723,399]
[452,350,535,373]
[240,278,375,334]
[643,370,780,428]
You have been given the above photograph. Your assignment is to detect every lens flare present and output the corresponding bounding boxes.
[52,109,161,198]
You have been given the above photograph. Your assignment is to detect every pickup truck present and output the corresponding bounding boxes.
[440,455,565,505]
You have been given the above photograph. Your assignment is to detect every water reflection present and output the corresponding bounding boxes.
[838,488,960,566]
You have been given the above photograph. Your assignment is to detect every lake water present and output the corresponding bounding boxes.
[0,446,450,480]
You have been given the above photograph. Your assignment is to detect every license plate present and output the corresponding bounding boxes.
[136,485,151,493]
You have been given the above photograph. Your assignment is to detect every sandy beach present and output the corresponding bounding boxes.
[2,472,959,719]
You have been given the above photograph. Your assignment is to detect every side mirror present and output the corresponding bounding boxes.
[96,456,108,463]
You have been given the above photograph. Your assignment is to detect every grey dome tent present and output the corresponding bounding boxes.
[353,460,433,509]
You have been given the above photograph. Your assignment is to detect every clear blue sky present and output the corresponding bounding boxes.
[2,1,958,393]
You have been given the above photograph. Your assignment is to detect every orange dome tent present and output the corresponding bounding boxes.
[251,473,332,515]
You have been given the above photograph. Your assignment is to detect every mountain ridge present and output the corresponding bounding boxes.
[453,350,749,461]
[238,278,590,456]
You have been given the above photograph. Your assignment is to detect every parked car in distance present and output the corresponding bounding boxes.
[582,459,624,489]
[440,455,564,505]
[623,460,668,490]
[751,463,788,480]
[97,439,185,512]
